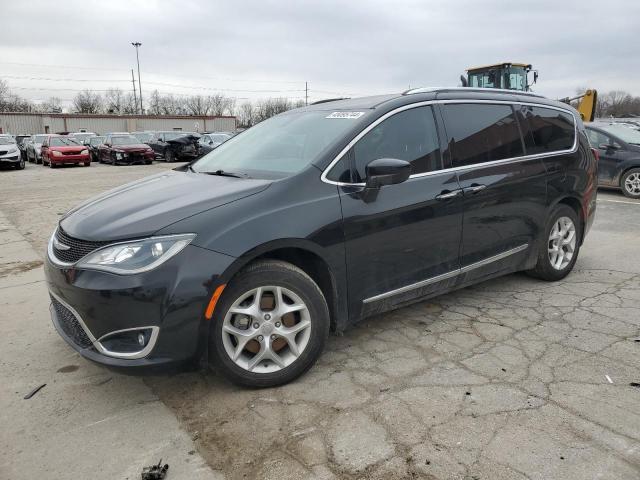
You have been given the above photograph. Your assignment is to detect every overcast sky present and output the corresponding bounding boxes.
[1,0,638,108]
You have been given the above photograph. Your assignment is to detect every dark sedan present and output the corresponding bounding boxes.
[97,134,155,165]
[147,131,200,162]
[586,123,640,198]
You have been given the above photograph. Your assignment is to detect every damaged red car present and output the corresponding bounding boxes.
[42,136,91,168]
[98,134,155,165]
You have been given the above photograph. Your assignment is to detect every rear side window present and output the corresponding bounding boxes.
[441,103,524,167]
[517,105,575,154]
[349,106,441,182]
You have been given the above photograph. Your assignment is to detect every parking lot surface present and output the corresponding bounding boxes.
[1,162,639,480]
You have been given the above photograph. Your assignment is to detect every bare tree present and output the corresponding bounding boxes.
[73,89,103,114]
[104,88,126,114]
[237,102,255,127]
[39,97,62,113]
[0,80,34,113]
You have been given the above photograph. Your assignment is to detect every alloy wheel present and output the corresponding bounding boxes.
[548,216,576,270]
[624,172,640,196]
[221,286,312,373]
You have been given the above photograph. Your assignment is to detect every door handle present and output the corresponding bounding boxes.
[462,184,486,195]
[435,189,463,200]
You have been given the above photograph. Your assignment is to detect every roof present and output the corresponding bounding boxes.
[467,62,532,72]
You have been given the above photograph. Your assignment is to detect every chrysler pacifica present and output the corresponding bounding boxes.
[45,88,597,387]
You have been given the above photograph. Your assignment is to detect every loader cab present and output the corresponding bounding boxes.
[466,63,536,92]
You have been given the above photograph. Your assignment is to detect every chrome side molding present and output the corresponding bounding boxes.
[363,244,528,304]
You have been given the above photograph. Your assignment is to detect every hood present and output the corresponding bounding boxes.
[60,170,272,241]
[112,144,152,152]
[50,145,86,153]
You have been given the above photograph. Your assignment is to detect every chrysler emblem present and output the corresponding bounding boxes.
[53,237,71,251]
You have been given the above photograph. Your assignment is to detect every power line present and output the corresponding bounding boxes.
[0,75,131,83]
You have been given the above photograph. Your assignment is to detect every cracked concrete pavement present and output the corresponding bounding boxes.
[1,162,639,479]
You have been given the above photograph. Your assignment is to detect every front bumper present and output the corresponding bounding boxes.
[50,154,90,165]
[0,154,21,164]
[45,243,234,373]
[113,151,154,163]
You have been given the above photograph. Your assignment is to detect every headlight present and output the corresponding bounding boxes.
[7,147,17,154]
[81,149,89,155]
[52,150,62,156]
[115,152,123,159]
[75,234,195,274]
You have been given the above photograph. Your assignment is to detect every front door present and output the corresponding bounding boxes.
[338,105,463,319]
[587,128,622,185]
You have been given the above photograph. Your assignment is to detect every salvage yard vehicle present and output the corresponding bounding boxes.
[86,136,105,162]
[148,131,200,162]
[26,134,50,163]
[586,122,640,198]
[131,131,155,144]
[98,134,155,165]
[69,132,97,144]
[0,136,25,169]
[198,132,233,156]
[45,88,597,387]
[41,136,91,168]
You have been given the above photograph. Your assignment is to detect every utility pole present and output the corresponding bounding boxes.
[131,42,143,114]
[131,69,138,114]
[305,81,308,106]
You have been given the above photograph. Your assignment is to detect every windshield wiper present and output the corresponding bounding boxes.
[203,169,249,178]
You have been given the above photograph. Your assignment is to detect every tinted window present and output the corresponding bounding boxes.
[517,106,575,154]
[442,104,524,167]
[349,106,441,181]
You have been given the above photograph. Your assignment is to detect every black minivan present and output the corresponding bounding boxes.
[45,88,597,387]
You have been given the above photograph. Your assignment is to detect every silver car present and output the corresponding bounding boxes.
[0,136,25,170]
[26,134,50,163]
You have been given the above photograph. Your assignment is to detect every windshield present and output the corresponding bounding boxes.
[133,132,153,142]
[71,133,94,140]
[193,111,359,176]
[112,135,140,145]
[89,137,105,146]
[34,135,48,143]
[0,137,15,145]
[600,124,640,145]
[50,137,82,146]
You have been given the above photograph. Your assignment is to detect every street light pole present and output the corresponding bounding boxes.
[131,42,143,114]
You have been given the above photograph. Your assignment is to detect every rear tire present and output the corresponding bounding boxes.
[621,168,640,199]
[528,204,581,281]
[209,260,330,388]
[84,162,91,167]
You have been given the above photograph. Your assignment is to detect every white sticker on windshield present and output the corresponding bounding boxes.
[326,111,365,119]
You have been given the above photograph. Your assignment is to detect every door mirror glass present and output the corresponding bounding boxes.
[365,158,411,188]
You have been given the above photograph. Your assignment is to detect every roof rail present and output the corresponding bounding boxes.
[310,97,350,105]
[402,86,544,98]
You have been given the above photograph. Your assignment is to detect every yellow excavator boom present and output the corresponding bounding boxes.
[559,90,598,123]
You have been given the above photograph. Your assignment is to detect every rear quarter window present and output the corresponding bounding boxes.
[516,105,575,154]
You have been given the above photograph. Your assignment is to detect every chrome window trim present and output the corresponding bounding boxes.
[320,99,578,187]
[95,326,160,360]
[363,243,528,304]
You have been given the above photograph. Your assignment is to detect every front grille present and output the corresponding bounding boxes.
[51,295,93,348]
[53,228,109,264]
[0,150,7,155]
[62,150,83,156]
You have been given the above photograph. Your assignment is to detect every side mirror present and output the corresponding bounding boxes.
[365,158,411,189]
[599,143,618,151]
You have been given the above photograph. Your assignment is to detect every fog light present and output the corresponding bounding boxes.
[138,333,145,346]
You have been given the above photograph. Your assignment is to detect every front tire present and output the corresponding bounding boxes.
[209,260,330,387]
[529,204,581,281]
[621,168,640,199]
[15,158,25,170]
[164,149,174,162]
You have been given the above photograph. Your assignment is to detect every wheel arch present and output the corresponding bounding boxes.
[218,239,343,333]
[616,164,640,188]
[552,196,585,245]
